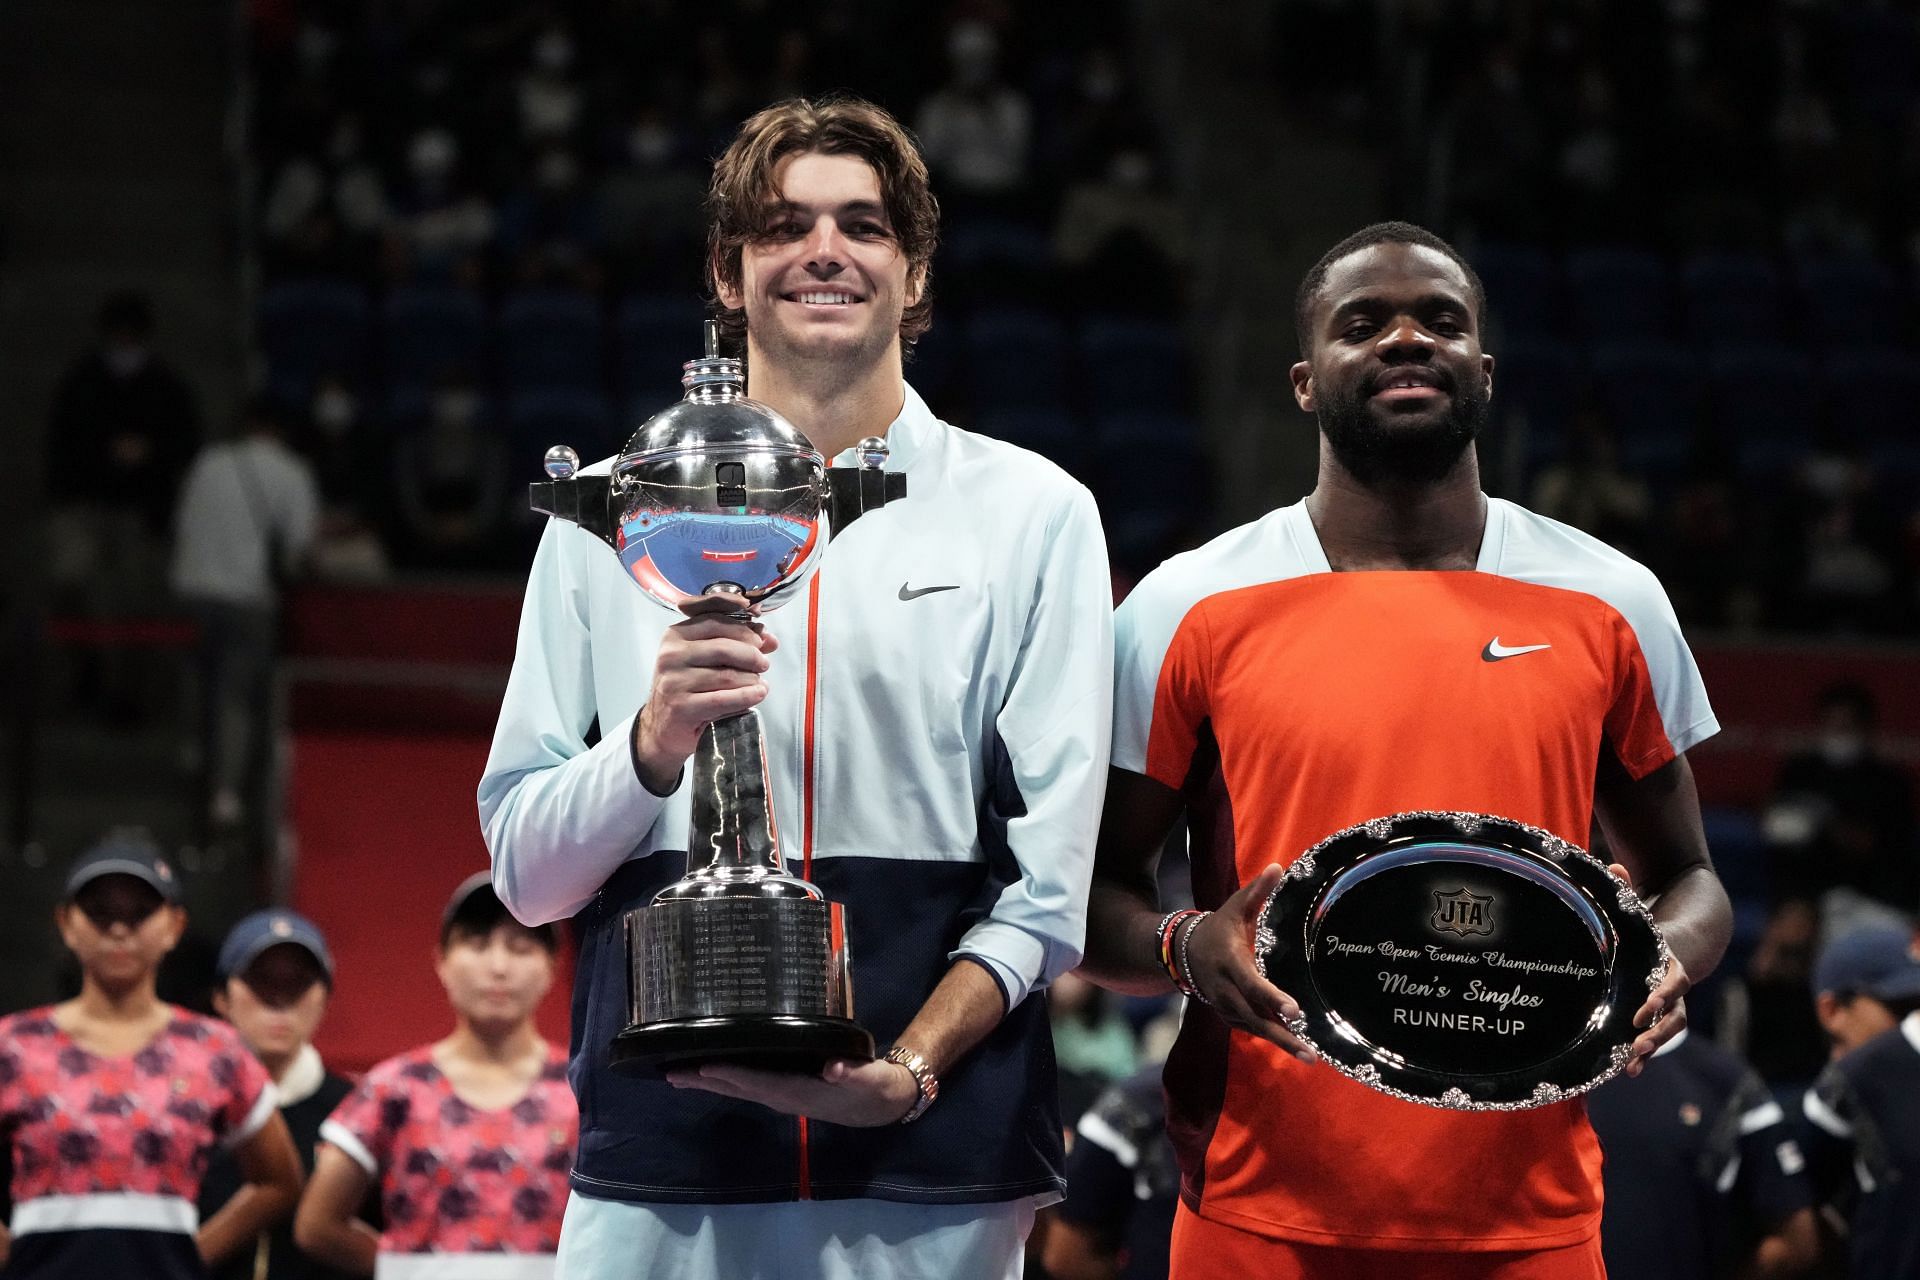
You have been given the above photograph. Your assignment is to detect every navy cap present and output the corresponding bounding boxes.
[63,830,181,903]
[218,909,335,986]
[1813,924,1920,1002]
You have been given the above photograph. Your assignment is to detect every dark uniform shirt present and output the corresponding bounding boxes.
[196,1054,360,1280]
[1802,1013,1920,1280]
[1058,1066,1179,1280]
[1588,1030,1812,1280]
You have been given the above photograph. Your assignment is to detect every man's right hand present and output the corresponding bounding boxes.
[632,592,779,792]
[1184,863,1319,1063]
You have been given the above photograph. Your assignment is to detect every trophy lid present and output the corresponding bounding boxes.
[609,321,827,612]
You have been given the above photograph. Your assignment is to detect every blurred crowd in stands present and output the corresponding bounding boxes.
[238,0,1200,586]
[1279,0,1920,636]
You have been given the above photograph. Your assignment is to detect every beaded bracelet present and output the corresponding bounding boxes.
[1157,909,1204,987]
[1173,910,1212,1004]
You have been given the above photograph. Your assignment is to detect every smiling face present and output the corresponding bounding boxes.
[1291,241,1495,486]
[715,151,924,373]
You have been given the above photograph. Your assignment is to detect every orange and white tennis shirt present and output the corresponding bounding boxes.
[1113,496,1719,1251]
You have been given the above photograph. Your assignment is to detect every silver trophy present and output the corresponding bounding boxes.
[532,322,884,1072]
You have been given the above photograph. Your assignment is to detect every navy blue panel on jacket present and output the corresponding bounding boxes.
[1802,1014,1920,1280]
[567,851,1063,1206]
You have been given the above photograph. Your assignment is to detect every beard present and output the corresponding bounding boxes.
[1316,368,1489,486]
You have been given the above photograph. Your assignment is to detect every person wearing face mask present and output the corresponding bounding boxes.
[296,377,390,585]
[292,874,575,1279]
[199,911,366,1280]
[391,370,506,570]
[1764,684,1916,930]
[44,290,205,719]
[0,835,305,1278]
[480,95,1112,1280]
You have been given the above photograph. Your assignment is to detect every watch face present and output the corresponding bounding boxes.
[1256,812,1668,1111]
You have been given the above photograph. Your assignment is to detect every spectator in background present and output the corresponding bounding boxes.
[1043,1058,1180,1280]
[1724,899,1832,1091]
[915,21,1032,208]
[200,911,363,1280]
[498,145,602,290]
[45,290,203,718]
[1809,923,1920,1062]
[390,370,507,571]
[293,874,574,1277]
[1530,401,1653,558]
[595,106,708,289]
[384,129,494,286]
[1764,684,1916,928]
[1054,144,1188,315]
[170,396,320,833]
[0,839,303,1278]
[1587,1029,1819,1280]
[294,374,390,584]
[1800,923,1920,1280]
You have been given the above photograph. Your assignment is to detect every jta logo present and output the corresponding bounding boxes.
[1430,888,1495,938]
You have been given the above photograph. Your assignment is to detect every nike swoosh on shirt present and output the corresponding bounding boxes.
[1482,638,1552,662]
[898,583,960,601]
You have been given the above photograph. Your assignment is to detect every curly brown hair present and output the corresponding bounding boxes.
[706,95,940,349]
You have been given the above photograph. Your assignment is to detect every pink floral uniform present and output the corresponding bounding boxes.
[318,1044,575,1278]
[0,1006,277,1280]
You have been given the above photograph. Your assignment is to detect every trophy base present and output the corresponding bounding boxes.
[608,1014,875,1075]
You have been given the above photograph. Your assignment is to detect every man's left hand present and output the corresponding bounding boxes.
[667,1058,919,1127]
[1610,861,1691,1076]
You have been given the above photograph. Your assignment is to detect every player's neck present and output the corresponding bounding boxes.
[1306,451,1486,572]
[71,973,165,1023]
[745,339,905,462]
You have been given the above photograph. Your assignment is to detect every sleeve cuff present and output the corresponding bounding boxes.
[952,918,1056,1011]
[319,1119,379,1177]
[628,708,685,798]
[223,1081,280,1149]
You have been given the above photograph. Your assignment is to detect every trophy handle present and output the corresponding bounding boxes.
[687,709,784,878]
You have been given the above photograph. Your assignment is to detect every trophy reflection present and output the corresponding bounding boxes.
[532,322,874,1072]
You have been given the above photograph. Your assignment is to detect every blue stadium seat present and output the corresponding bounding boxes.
[974,409,1082,469]
[1473,244,1560,344]
[380,285,486,394]
[966,309,1069,412]
[258,280,371,403]
[904,322,961,404]
[506,388,615,472]
[1565,248,1675,343]
[1706,344,1820,475]
[944,218,1056,275]
[1792,253,1904,348]
[1079,316,1193,416]
[1819,349,1920,455]
[1492,341,1583,469]
[1700,805,1772,951]
[499,290,606,394]
[1681,252,1786,345]
[615,295,709,401]
[1588,341,1703,472]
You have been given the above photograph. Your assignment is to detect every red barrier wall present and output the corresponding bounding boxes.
[287,733,573,1074]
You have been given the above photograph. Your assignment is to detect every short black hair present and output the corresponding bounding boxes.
[440,888,559,954]
[1293,221,1487,357]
